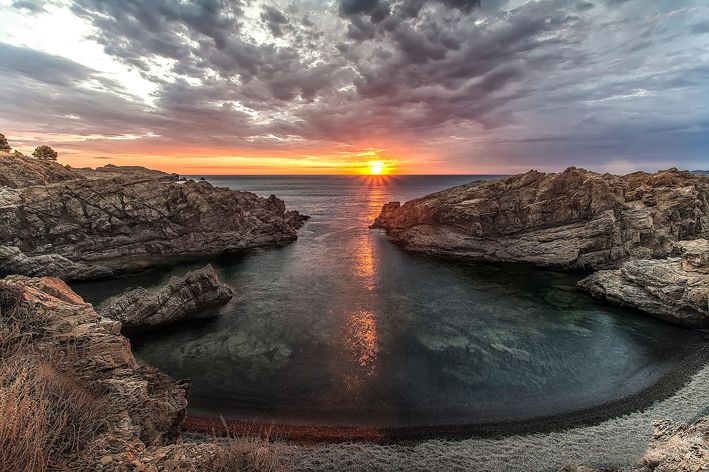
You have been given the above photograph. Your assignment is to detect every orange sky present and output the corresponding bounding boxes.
[5,131,466,175]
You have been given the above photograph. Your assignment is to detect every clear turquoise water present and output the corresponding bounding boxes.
[72,175,704,429]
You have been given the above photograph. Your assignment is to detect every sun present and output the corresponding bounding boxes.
[368,160,385,175]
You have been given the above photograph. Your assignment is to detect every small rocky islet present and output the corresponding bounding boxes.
[1,148,707,471]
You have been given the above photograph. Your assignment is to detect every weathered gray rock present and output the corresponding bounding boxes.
[372,167,709,270]
[578,240,708,328]
[0,152,83,187]
[100,265,235,331]
[0,245,114,280]
[0,157,306,280]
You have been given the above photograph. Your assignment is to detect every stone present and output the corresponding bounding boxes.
[372,167,709,271]
[0,157,307,280]
[578,239,708,328]
[0,275,189,464]
[0,245,114,281]
[100,265,235,332]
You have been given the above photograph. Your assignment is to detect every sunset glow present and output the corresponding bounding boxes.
[0,1,706,174]
[368,161,384,175]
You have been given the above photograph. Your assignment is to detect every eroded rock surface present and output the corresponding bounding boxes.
[0,245,114,281]
[1,275,189,456]
[0,274,280,471]
[578,240,708,328]
[0,156,306,280]
[372,167,709,270]
[100,265,235,332]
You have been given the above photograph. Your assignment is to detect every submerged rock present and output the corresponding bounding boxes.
[372,167,709,270]
[100,265,235,331]
[578,240,708,328]
[0,157,307,280]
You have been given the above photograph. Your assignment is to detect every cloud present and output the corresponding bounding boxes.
[1,0,708,172]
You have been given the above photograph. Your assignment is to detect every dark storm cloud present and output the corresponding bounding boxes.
[261,5,289,37]
[0,43,158,137]
[0,42,95,86]
[3,0,709,170]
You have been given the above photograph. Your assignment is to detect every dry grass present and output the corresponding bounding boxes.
[211,419,287,472]
[1,310,107,472]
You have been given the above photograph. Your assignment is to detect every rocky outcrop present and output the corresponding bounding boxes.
[0,152,83,188]
[0,245,114,281]
[578,240,708,328]
[0,156,306,280]
[638,417,708,472]
[0,274,282,471]
[100,265,235,332]
[0,275,189,459]
[372,167,709,271]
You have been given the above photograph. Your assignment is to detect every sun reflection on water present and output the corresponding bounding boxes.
[339,177,390,389]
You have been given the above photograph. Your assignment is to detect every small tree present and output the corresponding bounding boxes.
[32,145,58,161]
[0,133,10,152]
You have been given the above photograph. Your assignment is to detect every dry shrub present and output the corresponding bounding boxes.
[0,335,107,472]
[0,281,23,313]
[212,420,287,472]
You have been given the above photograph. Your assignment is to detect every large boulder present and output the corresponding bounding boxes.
[100,265,235,332]
[578,240,708,328]
[372,167,709,270]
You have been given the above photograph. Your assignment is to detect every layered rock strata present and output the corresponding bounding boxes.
[100,265,235,332]
[372,167,708,271]
[578,240,708,328]
[0,155,306,281]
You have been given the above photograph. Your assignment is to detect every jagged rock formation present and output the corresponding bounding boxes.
[372,167,709,271]
[101,265,235,332]
[0,156,306,280]
[638,417,708,472]
[0,152,83,188]
[579,240,708,328]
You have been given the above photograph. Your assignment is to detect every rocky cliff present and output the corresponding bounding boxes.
[372,167,709,270]
[0,275,281,471]
[100,265,235,332]
[578,240,708,328]
[0,156,306,281]
[0,275,188,467]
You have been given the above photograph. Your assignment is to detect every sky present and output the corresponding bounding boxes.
[0,0,708,175]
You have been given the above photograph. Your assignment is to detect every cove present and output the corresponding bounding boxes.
[72,175,707,435]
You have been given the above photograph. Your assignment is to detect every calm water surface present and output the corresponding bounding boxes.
[73,175,704,429]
